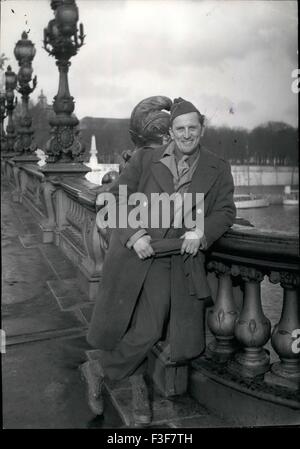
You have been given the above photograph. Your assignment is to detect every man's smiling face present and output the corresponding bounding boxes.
[169,112,202,155]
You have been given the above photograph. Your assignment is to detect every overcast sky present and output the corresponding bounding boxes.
[1,0,298,129]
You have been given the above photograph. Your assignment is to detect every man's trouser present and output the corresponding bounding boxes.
[98,257,171,381]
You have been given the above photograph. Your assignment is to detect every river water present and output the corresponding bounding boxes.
[236,204,299,234]
[231,205,299,362]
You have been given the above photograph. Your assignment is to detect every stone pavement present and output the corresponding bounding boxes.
[1,181,227,429]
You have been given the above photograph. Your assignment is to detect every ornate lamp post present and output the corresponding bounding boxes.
[0,91,7,153]
[4,65,18,156]
[13,31,38,162]
[42,0,88,174]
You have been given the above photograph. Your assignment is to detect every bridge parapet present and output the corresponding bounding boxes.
[191,227,300,424]
[2,159,108,300]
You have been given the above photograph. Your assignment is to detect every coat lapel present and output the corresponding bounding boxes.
[149,145,219,209]
[150,147,175,195]
[188,147,219,196]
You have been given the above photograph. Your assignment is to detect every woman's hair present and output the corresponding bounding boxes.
[129,96,172,147]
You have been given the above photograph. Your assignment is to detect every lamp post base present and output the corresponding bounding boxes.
[41,162,90,175]
[12,154,39,165]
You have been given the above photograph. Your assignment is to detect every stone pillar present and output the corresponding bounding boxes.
[78,214,104,301]
[265,271,300,390]
[206,261,239,361]
[40,180,58,243]
[228,266,271,378]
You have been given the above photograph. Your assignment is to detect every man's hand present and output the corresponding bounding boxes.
[133,235,155,260]
[180,230,201,256]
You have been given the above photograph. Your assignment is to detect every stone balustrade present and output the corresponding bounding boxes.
[205,226,299,391]
[190,226,299,424]
[2,158,109,301]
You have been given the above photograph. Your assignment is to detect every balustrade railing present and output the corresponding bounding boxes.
[205,227,299,392]
[1,159,105,301]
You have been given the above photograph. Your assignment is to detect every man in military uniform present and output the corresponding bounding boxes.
[82,97,236,426]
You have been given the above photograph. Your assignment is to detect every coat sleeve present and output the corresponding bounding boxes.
[109,149,148,246]
[204,161,236,249]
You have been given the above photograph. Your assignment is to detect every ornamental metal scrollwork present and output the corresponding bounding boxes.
[42,0,86,163]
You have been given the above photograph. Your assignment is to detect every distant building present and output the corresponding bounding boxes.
[37,89,48,110]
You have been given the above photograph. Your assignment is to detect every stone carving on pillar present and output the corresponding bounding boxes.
[42,0,88,175]
[265,271,300,390]
[228,266,271,378]
[206,261,239,361]
[13,32,38,163]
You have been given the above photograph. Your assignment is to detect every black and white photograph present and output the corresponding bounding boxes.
[0,0,299,432]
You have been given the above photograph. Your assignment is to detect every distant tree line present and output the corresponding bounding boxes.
[13,100,298,166]
[80,117,298,166]
[202,122,298,166]
[13,97,53,150]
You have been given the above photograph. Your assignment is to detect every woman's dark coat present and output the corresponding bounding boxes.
[87,145,236,361]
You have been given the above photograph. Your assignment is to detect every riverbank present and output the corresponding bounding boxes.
[231,165,298,188]
[234,184,299,205]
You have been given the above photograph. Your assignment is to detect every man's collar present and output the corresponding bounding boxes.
[161,141,201,159]
[161,140,176,158]
[153,142,201,163]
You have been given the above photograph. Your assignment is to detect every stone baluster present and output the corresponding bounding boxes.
[228,266,271,378]
[53,189,70,246]
[12,165,21,202]
[79,214,105,301]
[265,271,300,390]
[206,261,239,361]
[5,161,14,185]
[41,181,57,243]
[19,170,29,203]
